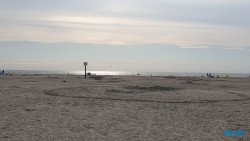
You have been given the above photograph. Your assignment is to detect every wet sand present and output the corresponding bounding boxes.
[0,75,250,140]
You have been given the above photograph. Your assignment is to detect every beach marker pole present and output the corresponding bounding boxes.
[83,62,88,78]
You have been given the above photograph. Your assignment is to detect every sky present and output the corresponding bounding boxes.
[0,0,250,73]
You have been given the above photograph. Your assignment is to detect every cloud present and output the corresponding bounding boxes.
[225,47,250,51]
[0,0,249,48]
[1,14,249,48]
[178,44,210,49]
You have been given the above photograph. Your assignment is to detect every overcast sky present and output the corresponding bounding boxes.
[0,0,250,73]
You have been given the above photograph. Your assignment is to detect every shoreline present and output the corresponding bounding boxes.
[1,74,250,79]
[2,70,250,78]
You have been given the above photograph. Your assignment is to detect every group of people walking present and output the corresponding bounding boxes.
[207,73,220,78]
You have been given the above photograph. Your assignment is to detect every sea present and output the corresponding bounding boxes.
[2,70,250,78]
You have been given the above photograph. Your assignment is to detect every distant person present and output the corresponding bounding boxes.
[2,70,4,75]
[209,73,214,78]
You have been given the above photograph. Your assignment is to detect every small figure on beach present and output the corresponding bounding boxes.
[2,70,4,75]
[207,73,214,78]
[169,75,174,78]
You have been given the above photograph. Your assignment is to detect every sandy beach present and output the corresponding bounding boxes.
[0,75,250,140]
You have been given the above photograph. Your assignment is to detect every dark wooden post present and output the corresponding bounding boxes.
[85,65,86,78]
[83,62,88,78]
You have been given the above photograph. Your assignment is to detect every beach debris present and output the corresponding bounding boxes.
[24,108,35,111]
[89,76,103,80]
[106,89,131,93]
[62,80,67,82]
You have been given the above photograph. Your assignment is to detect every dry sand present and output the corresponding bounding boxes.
[0,75,250,140]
